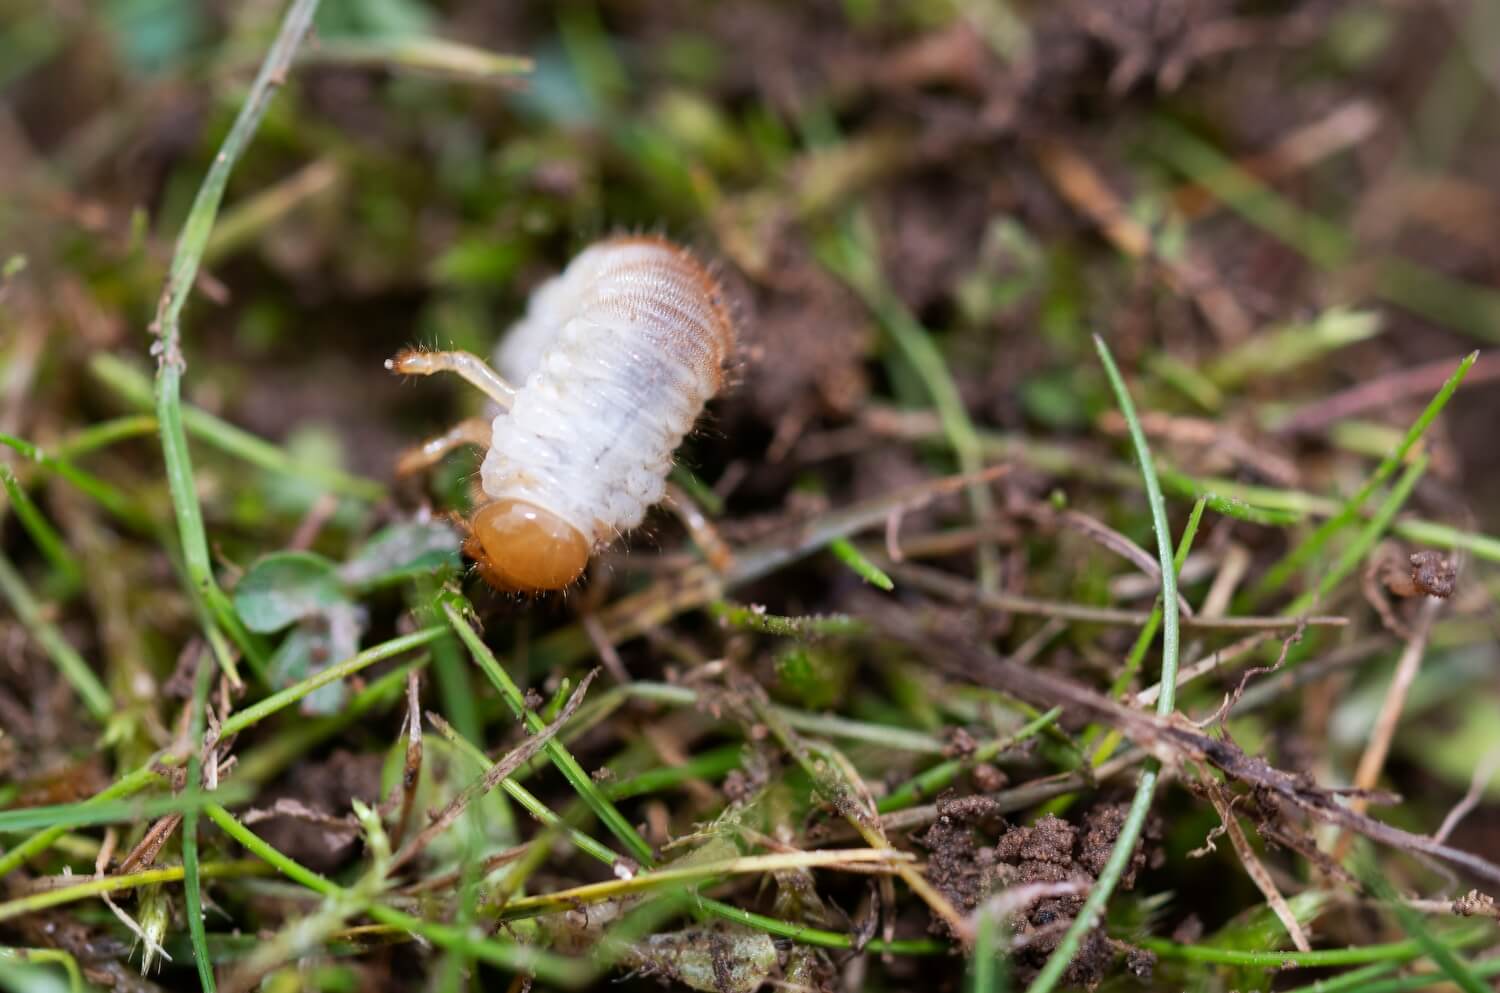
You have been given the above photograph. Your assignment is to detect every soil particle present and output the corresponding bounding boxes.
[1125,944,1157,980]
[971,763,1009,792]
[997,813,1077,865]
[916,792,1008,937]
[919,799,1160,987]
[1079,802,1158,885]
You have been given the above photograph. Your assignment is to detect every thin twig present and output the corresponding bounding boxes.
[1202,777,1311,951]
[1333,596,1442,861]
[389,670,599,872]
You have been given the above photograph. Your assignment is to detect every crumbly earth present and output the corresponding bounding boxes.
[918,794,1161,988]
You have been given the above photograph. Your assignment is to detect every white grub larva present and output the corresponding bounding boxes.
[388,235,737,592]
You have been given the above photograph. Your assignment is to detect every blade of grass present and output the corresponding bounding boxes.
[0,431,153,531]
[1316,959,1500,993]
[182,647,219,992]
[146,0,322,680]
[968,898,1009,993]
[604,744,744,801]
[202,805,584,984]
[710,601,866,638]
[1249,352,1475,604]
[91,354,386,503]
[1354,849,1490,993]
[233,657,427,786]
[0,947,84,993]
[1138,926,1489,967]
[1024,335,1182,993]
[1148,117,1500,343]
[300,36,532,84]
[427,711,618,866]
[0,783,253,836]
[828,536,894,589]
[444,602,655,865]
[1086,497,1207,766]
[877,708,1062,814]
[0,762,167,874]
[866,410,1500,558]
[695,896,948,955]
[0,549,111,723]
[1283,453,1429,617]
[53,414,159,459]
[0,861,271,921]
[0,463,83,592]
[220,626,444,738]
[490,849,910,920]
[819,214,1001,591]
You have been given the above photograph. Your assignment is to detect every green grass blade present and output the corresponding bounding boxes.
[91,354,386,502]
[1250,352,1475,604]
[220,627,445,738]
[1354,850,1490,993]
[1283,453,1428,617]
[0,431,154,532]
[820,215,1000,590]
[1025,336,1182,993]
[444,603,656,865]
[828,537,894,590]
[0,549,110,723]
[146,0,323,690]
[0,463,83,592]
[182,648,218,992]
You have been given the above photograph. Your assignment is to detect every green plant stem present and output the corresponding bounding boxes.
[695,897,947,955]
[146,0,322,685]
[1139,930,1484,967]
[710,601,867,638]
[0,947,85,992]
[604,744,744,800]
[820,218,1000,590]
[54,415,159,458]
[445,604,655,865]
[1283,454,1428,616]
[0,431,153,531]
[0,463,84,592]
[0,762,168,876]
[203,805,582,983]
[221,626,445,738]
[1250,352,1474,604]
[427,711,620,867]
[1148,117,1500,343]
[877,708,1062,814]
[182,648,218,992]
[91,355,385,502]
[0,549,110,722]
[1355,851,1490,993]
[0,861,270,921]
[1025,336,1182,993]
[1311,959,1500,993]
[828,536,895,589]
[615,681,949,754]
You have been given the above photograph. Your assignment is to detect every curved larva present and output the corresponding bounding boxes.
[473,236,735,589]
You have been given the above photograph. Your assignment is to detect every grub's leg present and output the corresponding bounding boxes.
[386,348,517,409]
[396,417,493,478]
[664,481,734,573]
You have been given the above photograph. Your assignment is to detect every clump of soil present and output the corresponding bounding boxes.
[917,792,1161,987]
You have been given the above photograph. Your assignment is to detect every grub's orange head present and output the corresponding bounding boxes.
[466,499,591,593]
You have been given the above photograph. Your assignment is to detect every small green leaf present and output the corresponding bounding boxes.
[234,551,346,632]
[267,603,367,714]
[339,520,462,588]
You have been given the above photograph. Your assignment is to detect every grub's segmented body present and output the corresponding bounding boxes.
[482,236,735,548]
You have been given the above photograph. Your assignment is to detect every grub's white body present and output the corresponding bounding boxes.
[481,238,734,547]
